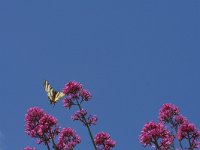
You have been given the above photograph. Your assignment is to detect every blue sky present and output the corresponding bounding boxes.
[0,1,200,150]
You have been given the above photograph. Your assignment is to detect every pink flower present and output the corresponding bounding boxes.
[62,81,92,110]
[71,109,87,122]
[57,128,81,150]
[62,94,79,109]
[24,107,45,137]
[38,114,60,137]
[139,121,174,149]
[24,107,59,144]
[87,115,98,126]
[71,109,88,126]
[94,132,116,150]
[79,89,92,101]
[23,146,36,150]
[71,109,98,126]
[63,97,73,109]
[174,115,188,126]
[62,81,82,95]
[159,103,180,123]
[177,122,200,148]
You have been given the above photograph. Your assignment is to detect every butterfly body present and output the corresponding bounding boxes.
[44,80,65,104]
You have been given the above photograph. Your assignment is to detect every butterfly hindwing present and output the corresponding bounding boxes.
[54,91,65,102]
[44,80,65,104]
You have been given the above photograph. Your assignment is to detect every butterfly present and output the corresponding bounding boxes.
[43,80,65,104]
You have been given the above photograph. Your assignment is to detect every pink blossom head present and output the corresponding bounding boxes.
[79,89,92,101]
[24,107,45,137]
[177,122,200,142]
[71,109,88,126]
[62,82,92,110]
[57,128,81,150]
[94,132,116,150]
[63,97,74,109]
[71,109,98,126]
[139,121,173,149]
[38,114,60,138]
[159,103,180,123]
[174,115,188,126]
[62,81,82,95]
[87,115,98,126]
[24,107,59,144]
[71,109,87,121]
[23,146,36,150]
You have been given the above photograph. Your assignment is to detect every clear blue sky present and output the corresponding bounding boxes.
[0,1,200,150]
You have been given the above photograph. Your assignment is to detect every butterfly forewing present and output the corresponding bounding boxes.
[54,92,65,102]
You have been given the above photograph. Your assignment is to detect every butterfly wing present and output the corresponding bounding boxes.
[54,92,65,102]
[44,80,65,104]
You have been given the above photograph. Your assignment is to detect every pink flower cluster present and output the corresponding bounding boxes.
[62,81,115,150]
[71,109,97,126]
[140,103,200,150]
[62,81,92,109]
[71,109,87,123]
[174,115,188,125]
[95,132,116,150]
[24,80,200,150]
[79,89,92,101]
[177,122,200,148]
[24,81,115,150]
[159,103,180,123]
[62,81,115,149]
[62,81,83,95]
[139,121,173,149]
[88,114,98,126]
[63,96,74,109]
[57,128,81,150]
[24,107,81,150]
[159,103,189,129]
[24,107,59,144]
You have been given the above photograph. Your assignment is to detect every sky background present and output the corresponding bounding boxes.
[0,1,200,150]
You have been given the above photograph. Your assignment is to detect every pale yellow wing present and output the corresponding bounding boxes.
[44,80,65,104]
[54,92,65,102]
[44,80,53,100]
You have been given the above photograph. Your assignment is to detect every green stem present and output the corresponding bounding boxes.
[46,142,51,150]
[154,139,160,150]
[40,135,51,150]
[178,140,184,150]
[51,137,58,150]
[171,142,176,150]
[49,129,58,150]
[170,121,183,150]
[76,100,97,150]
[187,133,193,150]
